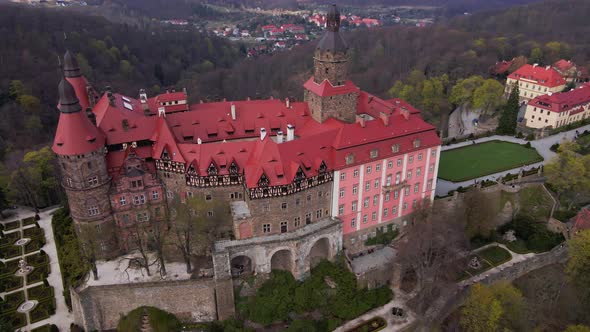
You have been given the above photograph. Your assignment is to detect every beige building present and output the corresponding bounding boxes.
[505,64,566,103]
[523,83,590,129]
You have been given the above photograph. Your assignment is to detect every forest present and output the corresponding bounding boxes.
[0,0,589,207]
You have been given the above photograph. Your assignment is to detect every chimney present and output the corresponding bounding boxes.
[287,124,295,141]
[247,96,251,101]
[260,128,267,141]
[182,87,187,94]
[546,66,550,70]
[285,98,290,108]
[355,114,366,128]
[222,98,227,102]
[400,107,410,120]
[139,89,150,114]
[199,100,204,104]
[379,112,389,126]
[230,103,236,120]
[548,92,553,96]
[197,138,202,144]
[277,130,284,144]
[107,91,115,106]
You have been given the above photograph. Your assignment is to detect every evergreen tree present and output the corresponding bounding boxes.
[497,85,519,135]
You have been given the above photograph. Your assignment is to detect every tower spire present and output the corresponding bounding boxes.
[63,50,82,78]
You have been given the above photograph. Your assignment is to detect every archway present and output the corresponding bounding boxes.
[270,249,293,272]
[309,237,331,269]
[230,255,253,277]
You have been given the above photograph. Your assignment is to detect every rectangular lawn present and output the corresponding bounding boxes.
[438,140,543,182]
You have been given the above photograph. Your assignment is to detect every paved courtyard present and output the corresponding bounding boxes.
[0,207,73,331]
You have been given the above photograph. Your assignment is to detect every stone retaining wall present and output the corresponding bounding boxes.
[71,278,217,331]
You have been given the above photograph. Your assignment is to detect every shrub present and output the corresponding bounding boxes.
[550,143,560,152]
[525,133,535,141]
[516,132,524,139]
[524,142,532,148]
[365,228,399,246]
[117,306,181,332]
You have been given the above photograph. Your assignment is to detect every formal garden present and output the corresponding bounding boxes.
[0,215,56,331]
[438,140,543,182]
[458,245,512,280]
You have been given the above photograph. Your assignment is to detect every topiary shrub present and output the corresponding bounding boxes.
[117,306,181,332]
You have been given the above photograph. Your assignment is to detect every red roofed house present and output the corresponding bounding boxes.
[505,64,566,103]
[53,5,440,289]
[523,83,590,129]
[573,208,590,234]
[552,59,588,83]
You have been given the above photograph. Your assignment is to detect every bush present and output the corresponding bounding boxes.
[117,306,181,332]
[516,132,524,139]
[550,143,560,152]
[524,142,532,148]
[365,228,399,246]
[525,133,535,141]
[499,215,564,253]
[51,207,89,309]
[241,260,392,326]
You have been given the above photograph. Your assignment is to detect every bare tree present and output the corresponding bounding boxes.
[170,194,228,273]
[146,211,169,277]
[78,224,99,280]
[397,198,469,314]
[129,220,152,277]
[462,188,498,239]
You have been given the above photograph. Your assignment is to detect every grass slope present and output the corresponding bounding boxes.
[438,140,543,182]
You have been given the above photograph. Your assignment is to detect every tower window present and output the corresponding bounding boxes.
[263,224,271,233]
[88,176,98,186]
[325,68,329,74]
[87,206,100,216]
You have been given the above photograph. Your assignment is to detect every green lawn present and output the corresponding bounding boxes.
[439,140,543,182]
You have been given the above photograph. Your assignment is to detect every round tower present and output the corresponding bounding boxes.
[63,50,97,113]
[53,78,119,258]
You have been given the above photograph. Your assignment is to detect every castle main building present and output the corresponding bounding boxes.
[53,5,441,283]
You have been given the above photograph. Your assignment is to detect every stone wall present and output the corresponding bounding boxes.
[71,278,217,331]
[427,246,568,323]
[305,89,358,124]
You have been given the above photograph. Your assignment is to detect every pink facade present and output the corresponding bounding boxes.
[332,145,440,236]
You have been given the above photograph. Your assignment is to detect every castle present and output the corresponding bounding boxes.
[53,5,441,288]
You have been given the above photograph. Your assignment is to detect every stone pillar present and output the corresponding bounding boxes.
[212,251,235,320]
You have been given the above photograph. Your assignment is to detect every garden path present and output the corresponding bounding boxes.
[1,207,73,331]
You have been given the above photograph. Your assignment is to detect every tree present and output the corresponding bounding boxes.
[396,199,468,314]
[146,212,169,277]
[529,47,544,64]
[565,325,590,332]
[171,194,223,273]
[8,80,24,100]
[78,224,100,280]
[497,84,519,135]
[463,188,499,239]
[566,230,590,301]
[490,281,526,331]
[449,75,485,107]
[460,283,503,332]
[544,142,590,207]
[472,79,504,113]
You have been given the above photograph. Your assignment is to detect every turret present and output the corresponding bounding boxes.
[313,4,348,85]
[62,50,97,111]
[53,78,118,258]
[304,4,359,124]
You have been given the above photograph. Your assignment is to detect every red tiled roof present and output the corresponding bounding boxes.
[53,110,105,156]
[491,60,513,75]
[527,83,590,113]
[575,208,590,231]
[508,64,566,87]
[155,91,187,104]
[303,78,360,97]
[553,59,575,73]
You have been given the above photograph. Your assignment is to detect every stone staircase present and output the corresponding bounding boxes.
[140,309,152,332]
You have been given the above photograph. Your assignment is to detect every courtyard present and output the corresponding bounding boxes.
[438,140,543,182]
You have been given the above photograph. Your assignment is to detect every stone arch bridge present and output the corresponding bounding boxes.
[212,217,342,319]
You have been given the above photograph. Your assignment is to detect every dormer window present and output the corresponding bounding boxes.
[370,149,378,159]
[229,161,239,174]
[161,149,170,160]
[295,167,306,181]
[188,163,198,176]
[258,173,270,187]
[345,153,355,165]
[207,162,218,176]
[413,139,421,148]
[318,161,327,174]
[391,144,400,153]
